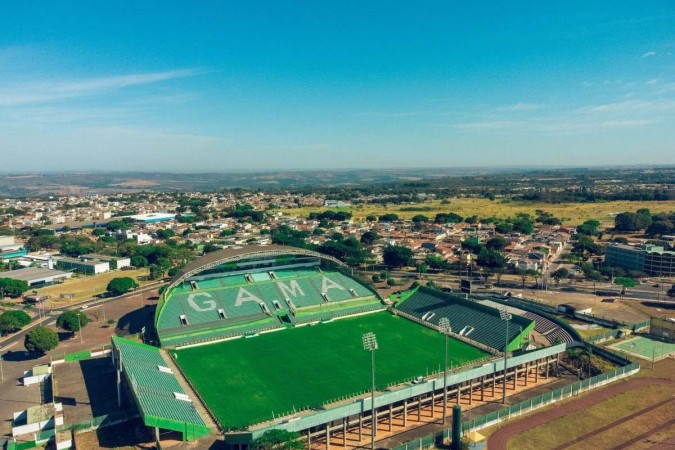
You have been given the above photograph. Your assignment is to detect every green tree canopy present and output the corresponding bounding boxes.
[0,278,29,297]
[360,230,379,245]
[434,212,463,224]
[251,429,303,450]
[485,236,507,251]
[378,213,399,222]
[0,310,31,335]
[383,245,413,267]
[56,310,89,334]
[25,326,59,356]
[106,277,139,296]
[411,214,429,223]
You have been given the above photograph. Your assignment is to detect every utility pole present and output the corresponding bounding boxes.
[363,332,378,450]
[439,318,452,426]
[499,307,512,404]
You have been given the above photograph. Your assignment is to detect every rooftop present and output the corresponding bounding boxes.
[3,267,71,282]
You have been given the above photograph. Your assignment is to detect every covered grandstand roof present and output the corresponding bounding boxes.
[111,336,210,440]
[166,244,346,291]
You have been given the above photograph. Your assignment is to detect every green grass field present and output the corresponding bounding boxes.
[172,312,488,429]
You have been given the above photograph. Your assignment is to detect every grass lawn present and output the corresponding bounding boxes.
[508,384,675,450]
[172,312,488,429]
[38,268,152,306]
[277,198,675,226]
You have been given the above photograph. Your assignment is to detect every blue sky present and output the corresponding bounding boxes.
[1,1,673,172]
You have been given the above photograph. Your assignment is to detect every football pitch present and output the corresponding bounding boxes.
[172,312,489,429]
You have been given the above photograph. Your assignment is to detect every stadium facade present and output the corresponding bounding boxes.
[112,245,570,449]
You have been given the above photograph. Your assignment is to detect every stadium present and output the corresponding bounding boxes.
[111,245,568,449]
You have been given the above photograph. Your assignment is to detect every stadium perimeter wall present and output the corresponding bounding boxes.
[224,343,567,443]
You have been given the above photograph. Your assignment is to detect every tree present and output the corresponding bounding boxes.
[378,213,399,222]
[106,277,139,296]
[485,236,507,251]
[0,310,31,335]
[614,212,650,232]
[411,214,429,223]
[360,231,379,245]
[25,327,59,356]
[130,255,148,268]
[435,212,463,224]
[365,214,377,222]
[476,248,506,269]
[251,429,304,450]
[551,268,569,286]
[517,269,538,287]
[0,278,29,297]
[56,310,89,334]
[203,243,221,254]
[577,219,601,236]
[383,245,413,267]
[495,222,514,234]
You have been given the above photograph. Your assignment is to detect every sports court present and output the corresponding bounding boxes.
[172,311,488,429]
[609,335,675,361]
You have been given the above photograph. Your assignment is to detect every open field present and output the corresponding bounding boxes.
[37,268,152,306]
[484,355,675,450]
[278,199,675,226]
[172,312,488,429]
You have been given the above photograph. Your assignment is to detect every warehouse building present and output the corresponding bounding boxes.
[3,267,73,288]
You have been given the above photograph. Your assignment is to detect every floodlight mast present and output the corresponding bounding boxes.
[362,332,378,450]
[499,308,512,404]
[438,318,451,426]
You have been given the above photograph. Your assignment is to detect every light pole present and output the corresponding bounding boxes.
[499,307,512,404]
[438,318,451,426]
[363,332,378,450]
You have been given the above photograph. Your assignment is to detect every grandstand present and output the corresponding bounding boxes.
[396,286,535,352]
[111,336,210,442]
[155,245,383,347]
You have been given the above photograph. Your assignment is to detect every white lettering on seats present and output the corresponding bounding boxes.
[187,293,216,312]
[276,280,305,298]
[235,287,262,306]
[321,276,345,293]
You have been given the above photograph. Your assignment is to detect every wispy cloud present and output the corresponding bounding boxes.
[355,110,429,118]
[495,102,543,112]
[641,51,657,58]
[0,69,204,106]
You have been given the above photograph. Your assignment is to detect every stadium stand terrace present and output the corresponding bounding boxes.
[155,245,383,347]
[396,286,535,352]
[111,336,210,442]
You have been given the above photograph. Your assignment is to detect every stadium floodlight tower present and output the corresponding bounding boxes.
[362,332,378,450]
[499,307,512,404]
[438,318,452,425]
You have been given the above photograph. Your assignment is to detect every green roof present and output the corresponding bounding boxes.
[112,336,210,440]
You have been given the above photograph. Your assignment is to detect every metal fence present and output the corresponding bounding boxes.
[390,361,639,450]
[461,362,639,433]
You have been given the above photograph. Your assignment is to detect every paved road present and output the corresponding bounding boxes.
[0,281,165,352]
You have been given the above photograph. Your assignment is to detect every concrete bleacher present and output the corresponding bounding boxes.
[157,270,379,346]
[250,272,271,282]
[396,287,533,352]
[111,336,210,439]
[221,274,248,286]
